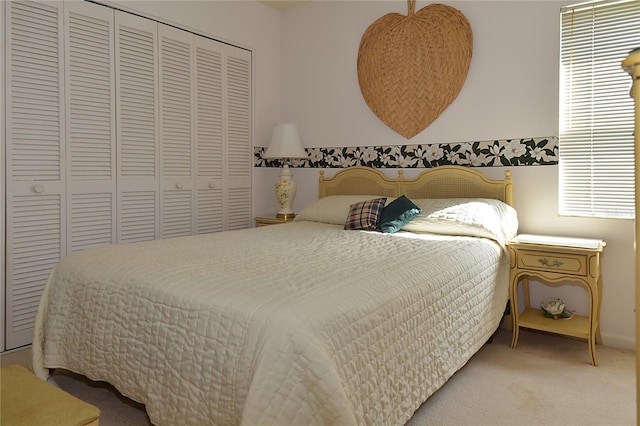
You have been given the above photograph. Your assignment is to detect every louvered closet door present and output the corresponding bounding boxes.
[225,47,252,230]
[5,0,66,349]
[64,1,116,253]
[159,24,195,238]
[194,37,224,234]
[116,12,159,243]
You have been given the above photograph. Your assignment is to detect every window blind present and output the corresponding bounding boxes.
[559,0,640,219]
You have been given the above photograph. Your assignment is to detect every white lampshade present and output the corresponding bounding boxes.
[264,123,308,159]
[264,123,307,220]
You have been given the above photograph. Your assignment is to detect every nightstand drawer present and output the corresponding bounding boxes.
[517,250,588,276]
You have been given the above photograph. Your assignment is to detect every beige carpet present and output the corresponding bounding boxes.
[52,328,635,425]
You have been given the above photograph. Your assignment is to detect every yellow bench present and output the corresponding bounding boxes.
[1,365,100,426]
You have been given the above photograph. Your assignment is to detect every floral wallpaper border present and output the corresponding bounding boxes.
[254,136,558,168]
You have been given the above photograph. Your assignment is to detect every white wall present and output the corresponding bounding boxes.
[253,0,635,349]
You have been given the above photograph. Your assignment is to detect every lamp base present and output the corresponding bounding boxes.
[276,213,296,221]
[274,165,297,220]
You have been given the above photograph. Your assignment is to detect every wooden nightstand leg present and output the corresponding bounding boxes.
[588,314,599,366]
[510,274,520,349]
[595,326,603,345]
[587,277,599,366]
[595,274,603,345]
[589,337,598,366]
[510,319,519,349]
[588,316,598,366]
[522,276,530,310]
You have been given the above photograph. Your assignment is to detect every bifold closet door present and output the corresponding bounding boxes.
[159,24,195,238]
[159,25,254,236]
[116,12,160,243]
[224,46,252,231]
[194,36,224,234]
[5,0,66,349]
[185,34,254,234]
[64,1,117,253]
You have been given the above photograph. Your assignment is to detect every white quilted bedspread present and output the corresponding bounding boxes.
[33,222,509,426]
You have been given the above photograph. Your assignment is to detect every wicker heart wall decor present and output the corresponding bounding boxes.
[357,1,473,139]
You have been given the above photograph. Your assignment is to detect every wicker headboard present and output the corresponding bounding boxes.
[318,166,513,206]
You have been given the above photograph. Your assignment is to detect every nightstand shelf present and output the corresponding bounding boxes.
[518,308,590,340]
[507,234,606,366]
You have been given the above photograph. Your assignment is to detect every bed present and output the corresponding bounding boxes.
[33,165,517,426]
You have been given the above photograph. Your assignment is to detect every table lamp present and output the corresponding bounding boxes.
[263,123,308,219]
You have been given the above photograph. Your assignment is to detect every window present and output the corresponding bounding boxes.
[559,0,640,219]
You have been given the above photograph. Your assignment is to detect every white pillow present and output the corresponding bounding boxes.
[294,195,393,225]
[401,198,519,245]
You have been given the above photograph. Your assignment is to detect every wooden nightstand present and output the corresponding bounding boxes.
[507,234,606,366]
[254,216,294,227]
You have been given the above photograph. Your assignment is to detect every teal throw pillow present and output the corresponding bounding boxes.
[379,195,421,233]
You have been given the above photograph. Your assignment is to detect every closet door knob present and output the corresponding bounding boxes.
[208,181,215,189]
[175,181,184,189]
[33,184,44,193]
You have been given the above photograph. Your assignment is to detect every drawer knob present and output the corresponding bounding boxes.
[538,258,564,267]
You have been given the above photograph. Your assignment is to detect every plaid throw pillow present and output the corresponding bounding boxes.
[344,197,387,231]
